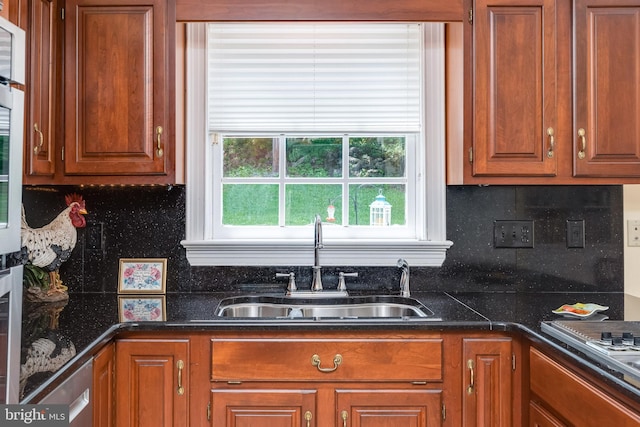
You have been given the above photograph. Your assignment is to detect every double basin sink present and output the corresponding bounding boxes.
[215,294,440,321]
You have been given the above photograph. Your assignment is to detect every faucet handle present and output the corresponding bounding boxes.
[337,272,358,292]
[276,272,297,295]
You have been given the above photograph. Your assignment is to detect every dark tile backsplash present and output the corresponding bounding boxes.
[20,184,623,294]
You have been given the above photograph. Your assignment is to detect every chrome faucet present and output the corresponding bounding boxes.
[397,258,410,297]
[311,214,323,291]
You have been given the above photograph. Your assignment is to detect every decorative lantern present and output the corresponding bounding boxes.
[369,191,392,226]
[326,204,336,222]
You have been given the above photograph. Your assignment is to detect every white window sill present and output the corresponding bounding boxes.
[182,239,453,267]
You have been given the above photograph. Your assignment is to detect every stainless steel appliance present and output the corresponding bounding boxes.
[40,359,93,426]
[0,15,25,404]
[541,320,640,382]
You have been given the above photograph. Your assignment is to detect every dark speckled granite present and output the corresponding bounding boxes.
[19,290,638,405]
[20,185,623,294]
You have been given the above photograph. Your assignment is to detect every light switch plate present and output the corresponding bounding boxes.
[628,220,640,247]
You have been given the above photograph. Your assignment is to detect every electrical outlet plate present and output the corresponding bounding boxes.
[566,220,585,248]
[493,220,534,248]
[628,220,640,247]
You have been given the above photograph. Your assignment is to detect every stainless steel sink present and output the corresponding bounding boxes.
[214,295,440,320]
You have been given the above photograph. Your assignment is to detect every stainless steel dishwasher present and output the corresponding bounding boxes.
[39,359,92,426]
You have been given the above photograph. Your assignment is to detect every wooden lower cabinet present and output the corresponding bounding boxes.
[336,389,443,427]
[93,343,115,427]
[209,389,317,427]
[115,337,190,427]
[105,331,525,427]
[209,386,443,427]
[529,346,640,427]
[529,401,566,427]
[462,337,514,427]
[201,331,446,426]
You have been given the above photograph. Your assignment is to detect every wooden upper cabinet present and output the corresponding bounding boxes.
[472,0,557,177]
[573,0,640,177]
[24,0,60,180]
[63,0,174,181]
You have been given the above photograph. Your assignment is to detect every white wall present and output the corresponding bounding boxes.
[624,185,640,297]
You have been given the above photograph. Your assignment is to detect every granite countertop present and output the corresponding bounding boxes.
[18,290,635,404]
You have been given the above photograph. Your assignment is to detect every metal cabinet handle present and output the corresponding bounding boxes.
[341,410,348,427]
[156,125,164,158]
[305,410,312,427]
[33,123,43,154]
[546,127,555,158]
[577,128,586,160]
[176,359,185,395]
[467,359,474,394]
[311,354,342,373]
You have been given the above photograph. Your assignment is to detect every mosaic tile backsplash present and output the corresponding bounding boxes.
[19,185,623,294]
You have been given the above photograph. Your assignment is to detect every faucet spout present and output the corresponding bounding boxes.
[397,258,410,297]
[311,214,323,291]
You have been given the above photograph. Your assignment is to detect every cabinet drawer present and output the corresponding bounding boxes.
[210,338,442,382]
[530,347,640,426]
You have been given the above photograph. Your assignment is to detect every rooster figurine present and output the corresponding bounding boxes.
[19,193,88,302]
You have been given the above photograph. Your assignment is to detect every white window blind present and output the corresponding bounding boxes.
[207,23,422,133]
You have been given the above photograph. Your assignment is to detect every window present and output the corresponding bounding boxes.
[183,22,451,267]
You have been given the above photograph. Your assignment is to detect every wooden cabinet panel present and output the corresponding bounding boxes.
[93,343,114,427]
[210,337,443,382]
[62,0,174,181]
[573,0,640,177]
[472,0,557,177]
[115,339,189,427]
[209,389,317,427]
[336,389,443,427]
[462,337,513,427]
[529,401,566,427]
[24,0,59,179]
[530,347,640,427]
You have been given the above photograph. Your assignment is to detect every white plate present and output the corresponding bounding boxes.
[552,303,609,319]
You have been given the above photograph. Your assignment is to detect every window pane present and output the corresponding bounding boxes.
[223,184,279,225]
[286,137,342,177]
[285,184,342,225]
[348,184,406,226]
[223,137,279,177]
[349,137,406,177]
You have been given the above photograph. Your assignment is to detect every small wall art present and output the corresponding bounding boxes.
[118,258,167,294]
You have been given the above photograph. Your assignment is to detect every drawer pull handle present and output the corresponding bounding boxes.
[577,128,586,160]
[341,410,348,427]
[305,410,312,427]
[311,353,342,373]
[467,359,474,394]
[176,359,185,395]
[34,123,44,154]
[547,127,555,158]
[156,125,164,158]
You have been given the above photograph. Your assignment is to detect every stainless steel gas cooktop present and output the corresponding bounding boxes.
[541,320,640,382]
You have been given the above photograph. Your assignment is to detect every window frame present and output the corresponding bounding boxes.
[182,22,452,267]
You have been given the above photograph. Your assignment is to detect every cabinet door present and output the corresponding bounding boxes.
[472,0,557,176]
[462,338,513,427]
[24,0,59,179]
[63,0,173,178]
[335,389,442,427]
[529,401,566,427]
[573,0,640,177]
[93,343,114,427]
[209,389,317,427]
[115,339,189,427]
